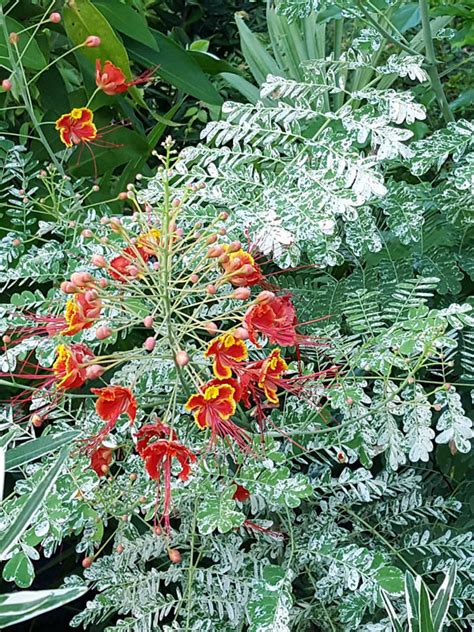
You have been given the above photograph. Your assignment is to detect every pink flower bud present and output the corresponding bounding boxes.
[85,35,101,47]
[256,291,275,305]
[205,322,218,335]
[92,184,99,192]
[85,364,105,380]
[127,265,139,277]
[12,238,20,246]
[176,228,184,238]
[190,274,199,284]
[144,336,156,351]
[218,254,230,265]
[2,335,11,344]
[153,261,160,270]
[206,284,217,295]
[175,350,189,367]
[85,289,98,302]
[100,236,108,244]
[172,198,181,208]
[96,325,112,340]
[91,254,107,268]
[206,234,217,245]
[227,240,241,253]
[9,32,19,45]
[99,278,108,288]
[207,245,224,258]
[49,12,61,23]
[219,228,226,236]
[143,315,154,328]
[60,281,77,294]
[2,79,12,91]
[234,327,249,340]
[81,229,93,238]
[233,287,251,300]
[109,217,122,232]
[220,211,229,220]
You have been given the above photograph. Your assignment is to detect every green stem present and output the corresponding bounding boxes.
[418,0,454,123]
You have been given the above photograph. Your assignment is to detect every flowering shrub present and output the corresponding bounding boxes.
[0,1,472,631]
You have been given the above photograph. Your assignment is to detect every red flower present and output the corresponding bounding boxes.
[204,333,248,379]
[221,248,263,287]
[136,422,196,533]
[233,483,250,502]
[92,385,137,424]
[108,246,148,282]
[84,385,137,455]
[55,107,97,148]
[61,293,102,336]
[185,381,251,451]
[96,60,154,96]
[90,446,113,477]
[244,295,297,347]
[53,343,94,390]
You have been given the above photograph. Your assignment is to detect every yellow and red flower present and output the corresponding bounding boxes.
[60,293,102,336]
[204,333,248,379]
[244,295,297,347]
[185,380,251,451]
[136,228,161,256]
[53,343,94,390]
[96,60,154,96]
[55,107,97,148]
[136,422,196,533]
[256,349,288,404]
[221,248,263,287]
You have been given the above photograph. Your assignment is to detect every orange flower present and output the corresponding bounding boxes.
[55,107,97,148]
[204,333,248,379]
[136,228,161,256]
[53,343,94,390]
[221,248,263,287]
[244,295,297,347]
[256,349,288,404]
[60,293,102,336]
[96,60,154,96]
[91,385,137,424]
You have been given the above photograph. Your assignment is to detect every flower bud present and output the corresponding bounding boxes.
[12,238,21,246]
[99,278,108,288]
[49,12,61,23]
[118,191,128,200]
[91,255,107,269]
[205,321,218,335]
[232,287,251,300]
[85,364,105,380]
[143,315,154,328]
[31,414,43,428]
[81,229,93,238]
[2,335,11,345]
[172,198,181,208]
[219,211,229,220]
[109,217,122,232]
[234,327,249,340]
[153,261,160,270]
[60,281,77,294]
[175,350,189,367]
[2,79,12,91]
[206,234,217,245]
[168,549,181,564]
[85,289,99,302]
[127,265,139,277]
[116,544,124,554]
[218,254,229,265]
[207,245,224,258]
[82,557,94,569]
[71,271,92,286]
[92,184,99,192]
[206,284,217,295]
[190,274,199,284]
[219,227,226,236]
[85,35,101,47]
[96,325,112,340]
[256,290,275,305]
[144,336,156,351]
[9,32,19,45]
[227,240,241,253]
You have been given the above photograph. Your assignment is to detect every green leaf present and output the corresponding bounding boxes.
[0,587,88,627]
[405,572,420,632]
[5,431,79,471]
[125,32,223,105]
[2,551,35,589]
[92,0,156,48]
[374,566,404,594]
[196,484,245,534]
[0,448,69,557]
[381,591,404,632]
[0,17,46,71]
[235,14,281,86]
[248,565,292,632]
[63,0,133,80]
[432,564,457,632]
[418,580,434,632]
[189,51,242,76]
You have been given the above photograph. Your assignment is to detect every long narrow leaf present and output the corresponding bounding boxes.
[405,572,420,632]
[0,587,88,627]
[381,590,404,632]
[418,580,434,632]
[432,564,457,631]
[235,15,281,85]
[5,431,78,471]
[0,447,69,556]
